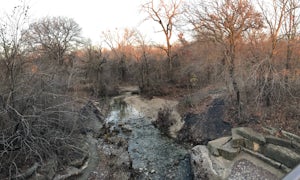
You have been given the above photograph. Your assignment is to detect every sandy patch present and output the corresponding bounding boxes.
[124,95,184,138]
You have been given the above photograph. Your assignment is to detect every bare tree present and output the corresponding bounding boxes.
[141,0,182,76]
[256,0,289,106]
[132,31,152,91]
[282,0,300,85]
[101,28,137,81]
[184,0,263,109]
[0,1,29,107]
[81,42,107,96]
[102,28,137,58]
[258,0,288,60]
[22,16,82,65]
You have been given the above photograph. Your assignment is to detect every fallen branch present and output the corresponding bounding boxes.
[53,158,89,180]
[12,162,40,179]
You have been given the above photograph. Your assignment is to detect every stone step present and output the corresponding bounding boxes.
[207,136,240,160]
[231,128,244,148]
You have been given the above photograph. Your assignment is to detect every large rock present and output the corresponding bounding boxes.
[263,144,300,168]
[177,98,232,145]
[190,145,225,179]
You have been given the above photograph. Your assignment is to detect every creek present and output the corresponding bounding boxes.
[106,96,193,179]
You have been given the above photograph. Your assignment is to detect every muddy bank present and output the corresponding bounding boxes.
[178,98,232,145]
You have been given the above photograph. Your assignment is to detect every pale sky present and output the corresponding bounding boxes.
[1,0,168,45]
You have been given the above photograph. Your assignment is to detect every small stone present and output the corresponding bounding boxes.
[139,168,143,172]
[150,169,156,174]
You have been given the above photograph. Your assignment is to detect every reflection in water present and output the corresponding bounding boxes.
[106,96,141,131]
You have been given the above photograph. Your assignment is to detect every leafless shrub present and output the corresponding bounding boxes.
[249,58,294,106]
[0,54,87,178]
[0,88,85,179]
[153,106,175,136]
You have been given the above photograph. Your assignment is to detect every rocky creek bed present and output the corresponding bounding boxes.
[74,95,194,179]
[73,91,297,180]
[104,95,193,179]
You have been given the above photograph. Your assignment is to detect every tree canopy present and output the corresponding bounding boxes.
[22,16,82,65]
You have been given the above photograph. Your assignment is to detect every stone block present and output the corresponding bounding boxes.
[231,129,245,148]
[207,136,231,156]
[234,127,266,145]
[282,130,300,144]
[207,136,240,160]
[263,144,300,168]
[265,136,292,148]
[218,142,240,161]
[291,141,300,154]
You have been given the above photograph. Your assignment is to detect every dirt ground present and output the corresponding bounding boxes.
[155,84,300,136]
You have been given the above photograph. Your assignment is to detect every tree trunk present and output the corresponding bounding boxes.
[285,42,292,87]
[228,42,241,119]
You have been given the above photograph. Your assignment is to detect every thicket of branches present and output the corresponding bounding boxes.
[0,3,85,179]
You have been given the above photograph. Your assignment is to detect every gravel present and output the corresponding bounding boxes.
[228,159,280,180]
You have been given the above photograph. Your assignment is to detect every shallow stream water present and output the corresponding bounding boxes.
[106,96,193,179]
